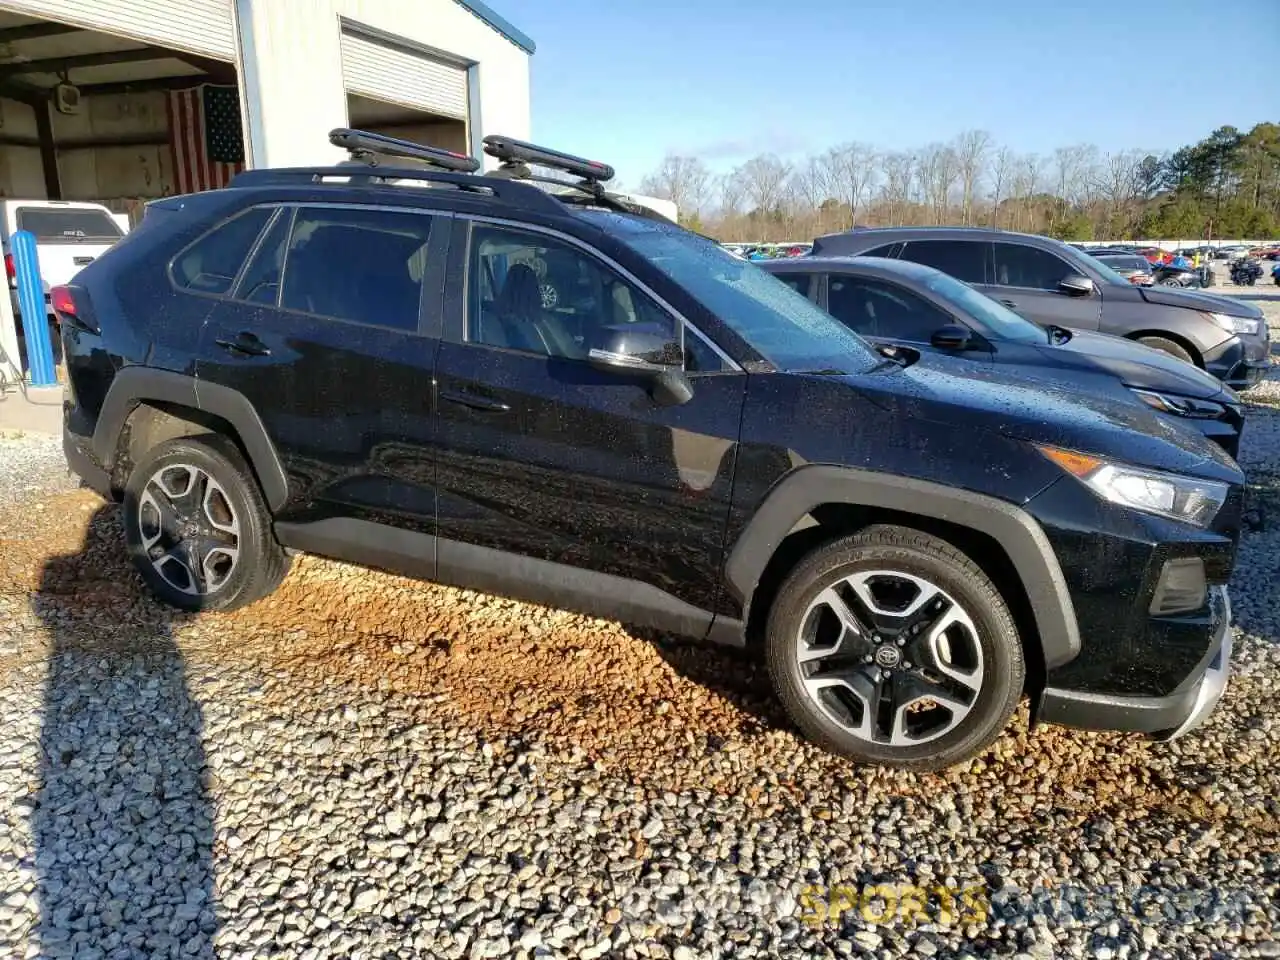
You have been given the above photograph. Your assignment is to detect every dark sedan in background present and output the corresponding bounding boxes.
[762,255,1246,458]
[811,227,1269,391]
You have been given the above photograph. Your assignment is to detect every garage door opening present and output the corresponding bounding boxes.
[0,9,242,224]
[346,93,467,155]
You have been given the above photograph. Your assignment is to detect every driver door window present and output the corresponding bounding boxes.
[826,276,953,342]
[992,243,1074,291]
[467,225,676,361]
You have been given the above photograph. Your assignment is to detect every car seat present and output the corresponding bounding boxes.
[493,263,555,354]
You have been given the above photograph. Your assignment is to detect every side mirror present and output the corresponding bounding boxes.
[1058,274,1095,297]
[587,324,693,406]
[930,324,972,350]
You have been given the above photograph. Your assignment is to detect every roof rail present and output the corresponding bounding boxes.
[329,127,480,173]
[228,164,566,214]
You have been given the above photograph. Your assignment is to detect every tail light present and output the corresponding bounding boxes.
[50,285,77,319]
[49,284,98,334]
[4,253,13,283]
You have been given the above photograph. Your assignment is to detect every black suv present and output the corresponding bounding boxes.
[812,226,1271,391]
[56,131,1240,770]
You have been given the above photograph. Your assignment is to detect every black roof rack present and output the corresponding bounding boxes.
[476,134,659,219]
[329,127,480,173]
[227,128,660,222]
[482,135,614,183]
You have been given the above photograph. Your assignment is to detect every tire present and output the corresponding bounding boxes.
[765,525,1024,771]
[1136,335,1195,365]
[122,434,290,612]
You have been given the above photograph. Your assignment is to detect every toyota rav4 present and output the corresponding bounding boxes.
[55,130,1241,770]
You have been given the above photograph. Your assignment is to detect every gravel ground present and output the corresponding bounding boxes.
[0,304,1277,960]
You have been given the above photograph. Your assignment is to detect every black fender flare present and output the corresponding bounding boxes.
[91,366,289,512]
[723,465,1081,670]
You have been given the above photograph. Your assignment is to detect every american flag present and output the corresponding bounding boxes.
[167,84,246,194]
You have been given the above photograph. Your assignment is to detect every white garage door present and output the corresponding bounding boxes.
[340,29,468,120]
[0,0,234,59]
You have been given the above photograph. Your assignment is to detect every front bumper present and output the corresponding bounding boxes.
[1204,331,1271,391]
[1037,586,1232,737]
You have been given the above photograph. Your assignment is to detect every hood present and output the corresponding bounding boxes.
[1137,284,1264,319]
[1042,329,1228,400]
[851,352,1239,481]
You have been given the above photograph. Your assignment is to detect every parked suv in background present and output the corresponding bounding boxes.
[57,131,1241,770]
[812,227,1271,391]
[761,255,1247,459]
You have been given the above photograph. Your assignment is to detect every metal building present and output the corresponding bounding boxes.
[0,0,534,213]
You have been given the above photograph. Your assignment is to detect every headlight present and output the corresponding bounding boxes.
[1205,311,1263,337]
[1130,388,1225,420]
[1036,444,1228,528]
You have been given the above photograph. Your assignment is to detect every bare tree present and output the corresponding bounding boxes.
[953,129,992,225]
[638,154,713,218]
[820,142,880,227]
[1011,153,1044,231]
[915,143,959,224]
[988,145,1016,228]
[1096,149,1145,233]
[877,152,914,226]
[716,171,746,220]
[735,153,793,217]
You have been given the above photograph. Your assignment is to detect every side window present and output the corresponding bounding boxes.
[861,242,903,258]
[992,243,1074,290]
[467,224,676,361]
[683,325,731,373]
[233,208,291,306]
[280,206,433,331]
[827,276,953,342]
[172,206,273,295]
[775,273,816,300]
[897,240,987,284]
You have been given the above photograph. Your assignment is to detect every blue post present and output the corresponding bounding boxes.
[11,229,57,387]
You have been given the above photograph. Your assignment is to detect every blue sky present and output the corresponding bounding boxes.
[494,0,1278,188]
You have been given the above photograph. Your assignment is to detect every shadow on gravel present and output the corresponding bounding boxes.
[32,504,216,957]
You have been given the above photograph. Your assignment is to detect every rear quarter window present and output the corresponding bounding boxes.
[171,206,274,296]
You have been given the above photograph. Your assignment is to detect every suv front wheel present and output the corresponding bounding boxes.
[766,525,1024,770]
[122,435,290,612]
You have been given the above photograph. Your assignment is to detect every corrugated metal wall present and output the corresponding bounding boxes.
[339,30,468,119]
[0,0,235,59]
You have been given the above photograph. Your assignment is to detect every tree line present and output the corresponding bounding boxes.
[636,122,1280,243]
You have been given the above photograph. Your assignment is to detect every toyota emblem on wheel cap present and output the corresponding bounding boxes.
[874,645,902,668]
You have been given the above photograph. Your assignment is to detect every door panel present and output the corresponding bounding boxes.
[433,219,747,623]
[194,204,446,535]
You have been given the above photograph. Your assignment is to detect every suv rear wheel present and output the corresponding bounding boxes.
[122,435,290,611]
[766,525,1024,770]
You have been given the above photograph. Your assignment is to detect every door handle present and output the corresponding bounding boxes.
[215,332,271,356]
[998,299,1019,309]
[440,389,510,413]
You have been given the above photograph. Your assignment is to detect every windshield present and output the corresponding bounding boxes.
[583,211,880,374]
[919,270,1046,344]
[16,207,123,243]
